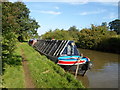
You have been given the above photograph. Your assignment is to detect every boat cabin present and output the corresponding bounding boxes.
[34,40,80,57]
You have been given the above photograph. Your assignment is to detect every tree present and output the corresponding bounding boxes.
[2,2,19,56]
[13,2,40,41]
[78,23,116,49]
[0,0,8,2]
[2,2,40,64]
[68,26,79,32]
[101,22,107,26]
[109,19,120,34]
[42,29,74,40]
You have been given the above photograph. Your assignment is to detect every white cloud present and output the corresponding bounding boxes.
[109,13,118,19]
[80,12,88,15]
[69,0,89,5]
[69,2,88,5]
[79,9,106,15]
[31,9,61,15]
[69,1,118,6]
[103,12,118,19]
[54,6,59,9]
[39,10,61,15]
[100,2,118,6]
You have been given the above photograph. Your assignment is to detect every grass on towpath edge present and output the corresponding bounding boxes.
[2,42,85,88]
[19,42,84,88]
[2,43,25,88]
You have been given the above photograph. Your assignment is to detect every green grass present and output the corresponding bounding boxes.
[2,42,84,88]
[2,44,25,88]
[19,43,84,88]
[2,64,25,88]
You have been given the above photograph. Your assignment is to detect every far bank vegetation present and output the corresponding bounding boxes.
[41,21,120,54]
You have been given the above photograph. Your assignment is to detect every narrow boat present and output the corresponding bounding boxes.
[30,39,92,76]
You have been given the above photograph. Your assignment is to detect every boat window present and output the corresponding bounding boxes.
[67,44,74,55]
[67,43,79,55]
[67,45,71,55]
[72,45,74,55]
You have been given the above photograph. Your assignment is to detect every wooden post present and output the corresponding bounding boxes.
[75,54,83,78]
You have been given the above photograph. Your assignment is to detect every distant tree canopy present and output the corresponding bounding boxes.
[68,26,79,32]
[2,2,40,61]
[42,26,80,42]
[42,29,73,40]
[109,19,120,34]
[78,24,116,49]
[42,23,119,53]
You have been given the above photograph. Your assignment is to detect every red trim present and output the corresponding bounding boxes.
[58,60,85,64]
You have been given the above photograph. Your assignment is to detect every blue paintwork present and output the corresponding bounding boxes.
[58,56,80,59]
[59,59,78,61]
[58,56,89,62]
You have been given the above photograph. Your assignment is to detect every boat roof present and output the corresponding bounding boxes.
[33,39,80,57]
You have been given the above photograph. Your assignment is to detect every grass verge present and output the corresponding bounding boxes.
[19,42,84,88]
[2,44,25,88]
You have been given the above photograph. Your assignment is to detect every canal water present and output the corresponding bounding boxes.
[77,48,119,88]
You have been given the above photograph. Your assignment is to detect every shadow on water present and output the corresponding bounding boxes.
[77,48,119,88]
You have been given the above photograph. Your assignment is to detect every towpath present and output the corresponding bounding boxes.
[21,48,35,88]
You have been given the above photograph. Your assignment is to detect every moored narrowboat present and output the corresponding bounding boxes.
[32,39,92,76]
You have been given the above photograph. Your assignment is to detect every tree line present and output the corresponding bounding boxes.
[41,21,120,54]
[2,2,40,67]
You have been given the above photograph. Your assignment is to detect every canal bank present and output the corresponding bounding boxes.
[77,48,119,88]
[2,42,85,88]
[18,43,85,88]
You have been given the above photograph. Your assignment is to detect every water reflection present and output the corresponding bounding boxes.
[77,48,119,88]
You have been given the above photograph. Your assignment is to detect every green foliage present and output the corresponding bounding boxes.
[78,24,118,53]
[2,45,25,88]
[12,2,40,41]
[109,19,120,34]
[68,26,79,32]
[78,24,110,49]
[98,36,120,53]
[42,28,80,42]
[42,29,74,40]
[2,2,40,88]
[42,22,119,53]
[2,2,18,66]
[2,2,40,70]
[18,43,84,88]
